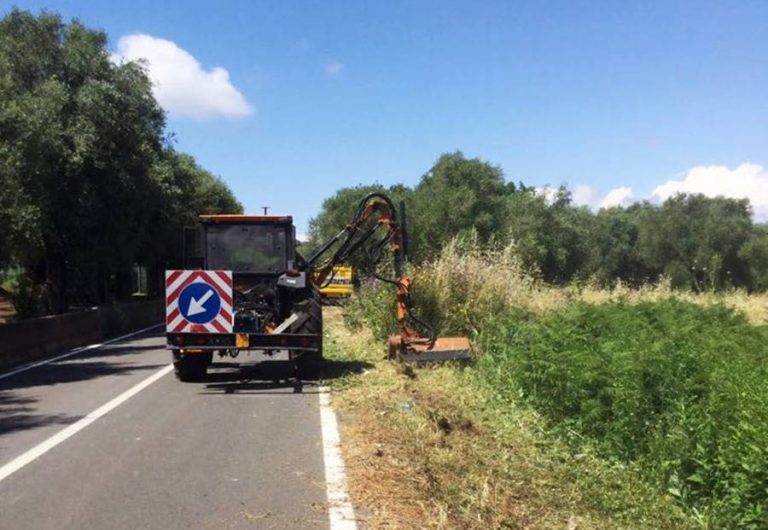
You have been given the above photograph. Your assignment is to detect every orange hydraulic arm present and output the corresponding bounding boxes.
[306,192,435,350]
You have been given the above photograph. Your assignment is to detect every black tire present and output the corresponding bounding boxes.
[172,350,209,382]
[290,288,324,376]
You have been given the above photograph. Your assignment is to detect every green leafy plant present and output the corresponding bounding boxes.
[479,300,768,527]
[346,240,768,527]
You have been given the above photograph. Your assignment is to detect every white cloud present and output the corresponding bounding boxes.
[111,34,253,119]
[571,185,601,208]
[601,186,634,208]
[535,163,768,221]
[568,184,635,210]
[325,61,344,78]
[652,163,768,221]
[535,186,559,204]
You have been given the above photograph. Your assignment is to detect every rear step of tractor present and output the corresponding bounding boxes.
[387,336,472,362]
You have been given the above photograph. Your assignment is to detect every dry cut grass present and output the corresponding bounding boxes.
[324,308,688,529]
[328,240,768,528]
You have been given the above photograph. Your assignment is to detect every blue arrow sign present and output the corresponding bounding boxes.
[178,282,221,325]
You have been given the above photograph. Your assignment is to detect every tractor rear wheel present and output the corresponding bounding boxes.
[172,350,209,382]
[289,288,323,376]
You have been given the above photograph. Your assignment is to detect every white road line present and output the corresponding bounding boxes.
[0,323,164,381]
[0,364,174,483]
[319,387,358,530]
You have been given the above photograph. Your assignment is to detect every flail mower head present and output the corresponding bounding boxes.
[387,335,473,362]
[387,276,473,362]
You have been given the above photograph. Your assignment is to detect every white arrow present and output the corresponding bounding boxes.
[187,289,214,316]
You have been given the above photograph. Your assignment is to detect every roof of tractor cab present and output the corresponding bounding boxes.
[199,214,293,224]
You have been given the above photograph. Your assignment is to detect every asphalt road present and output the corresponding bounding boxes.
[0,327,330,529]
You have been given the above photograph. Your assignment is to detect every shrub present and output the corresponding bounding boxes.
[1,268,42,319]
[480,300,768,527]
[345,238,768,526]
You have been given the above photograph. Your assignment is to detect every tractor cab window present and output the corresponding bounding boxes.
[206,224,288,272]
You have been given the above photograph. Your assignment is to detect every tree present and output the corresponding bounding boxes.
[588,203,656,286]
[305,183,413,272]
[0,9,167,310]
[637,194,753,290]
[0,9,242,313]
[739,224,768,291]
[411,152,510,261]
[505,188,596,283]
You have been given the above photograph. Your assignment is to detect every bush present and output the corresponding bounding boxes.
[344,278,399,340]
[345,239,768,526]
[480,300,768,527]
[1,268,42,319]
[346,235,553,340]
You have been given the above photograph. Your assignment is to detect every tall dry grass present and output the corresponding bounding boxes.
[407,238,768,336]
[342,237,768,526]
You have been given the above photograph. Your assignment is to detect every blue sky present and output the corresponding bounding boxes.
[9,0,768,229]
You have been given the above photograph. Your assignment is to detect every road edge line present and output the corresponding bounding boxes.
[319,386,358,530]
[0,322,164,381]
[0,364,174,483]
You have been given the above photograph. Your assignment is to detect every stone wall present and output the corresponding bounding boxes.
[0,300,163,371]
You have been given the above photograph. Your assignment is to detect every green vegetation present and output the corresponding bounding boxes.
[325,308,692,529]
[481,301,768,527]
[308,152,768,292]
[343,242,768,527]
[0,9,241,316]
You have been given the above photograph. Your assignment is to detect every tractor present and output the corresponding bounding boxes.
[166,193,470,381]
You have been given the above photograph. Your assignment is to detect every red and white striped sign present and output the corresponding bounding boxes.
[165,270,233,333]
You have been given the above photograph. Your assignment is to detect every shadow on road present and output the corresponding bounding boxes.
[0,360,168,436]
[0,390,82,436]
[0,330,168,438]
[0,361,169,392]
[199,358,374,396]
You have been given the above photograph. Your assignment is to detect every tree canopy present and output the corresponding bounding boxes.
[0,9,241,315]
[410,152,511,260]
[308,153,768,292]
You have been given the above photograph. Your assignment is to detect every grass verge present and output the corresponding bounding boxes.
[477,300,768,528]
[328,237,768,527]
[323,307,692,529]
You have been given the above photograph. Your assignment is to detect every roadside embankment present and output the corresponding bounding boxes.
[324,241,768,528]
[0,300,163,370]
[324,307,689,529]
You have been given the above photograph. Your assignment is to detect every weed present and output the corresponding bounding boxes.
[325,308,690,528]
[481,300,768,527]
[342,238,768,527]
